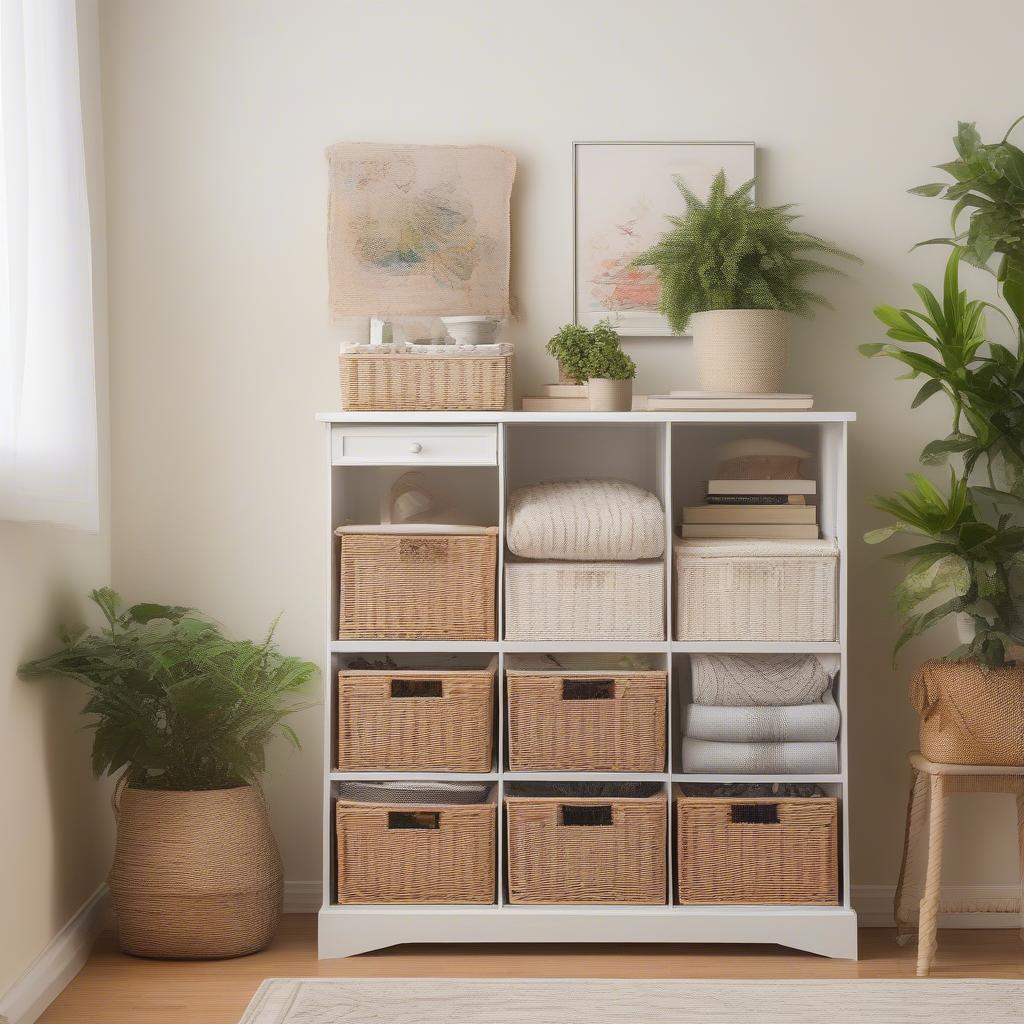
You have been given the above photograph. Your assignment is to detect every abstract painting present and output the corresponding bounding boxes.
[574,142,755,336]
[327,143,516,318]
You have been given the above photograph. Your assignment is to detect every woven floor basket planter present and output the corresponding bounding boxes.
[338,528,497,640]
[335,783,495,904]
[337,666,494,772]
[506,665,666,772]
[504,559,665,641]
[690,309,789,393]
[109,786,282,959]
[505,784,667,904]
[674,538,838,642]
[675,793,838,905]
[339,351,513,411]
[911,659,1024,766]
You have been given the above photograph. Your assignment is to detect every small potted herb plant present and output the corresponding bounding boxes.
[20,589,317,958]
[862,118,1024,765]
[545,320,637,411]
[632,171,857,393]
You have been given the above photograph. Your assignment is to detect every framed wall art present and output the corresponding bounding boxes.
[573,141,756,337]
[327,143,516,319]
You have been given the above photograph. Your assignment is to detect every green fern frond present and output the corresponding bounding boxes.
[632,170,859,333]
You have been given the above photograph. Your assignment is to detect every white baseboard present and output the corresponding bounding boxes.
[853,883,1022,928]
[283,880,323,914]
[0,884,110,1024]
[285,879,1022,929]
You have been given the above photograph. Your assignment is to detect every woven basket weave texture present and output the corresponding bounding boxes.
[339,352,513,411]
[675,794,838,905]
[109,786,282,958]
[675,538,837,641]
[506,479,665,561]
[505,785,666,905]
[506,669,666,772]
[337,668,494,772]
[504,559,665,641]
[690,309,789,393]
[335,783,495,904]
[911,659,1024,766]
[339,530,497,640]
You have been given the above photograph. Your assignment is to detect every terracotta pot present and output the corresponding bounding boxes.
[110,785,282,959]
[910,659,1024,766]
[587,378,632,411]
[690,309,789,393]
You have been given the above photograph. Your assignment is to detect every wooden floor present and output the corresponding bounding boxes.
[39,916,1024,1024]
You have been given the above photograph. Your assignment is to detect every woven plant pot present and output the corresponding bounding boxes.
[587,378,632,411]
[690,309,789,393]
[110,785,283,959]
[911,659,1024,766]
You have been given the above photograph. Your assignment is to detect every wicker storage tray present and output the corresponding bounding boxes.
[505,656,666,772]
[674,537,838,642]
[505,783,667,904]
[337,663,495,772]
[675,791,839,905]
[504,559,665,641]
[335,782,496,904]
[338,527,498,640]
[339,350,513,412]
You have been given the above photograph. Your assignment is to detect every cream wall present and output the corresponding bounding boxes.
[99,0,1024,891]
[0,1,113,996]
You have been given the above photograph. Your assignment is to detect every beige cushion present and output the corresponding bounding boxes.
[506,479,664,561]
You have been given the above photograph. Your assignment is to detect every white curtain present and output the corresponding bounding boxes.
[0,0,98,531]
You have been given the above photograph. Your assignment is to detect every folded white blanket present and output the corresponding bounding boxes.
[691,653,834,706]
[684,693,840,743]
[681,738,838,774]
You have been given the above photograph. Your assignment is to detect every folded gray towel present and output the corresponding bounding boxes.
[683,692,840,742]
[691,653,834,706]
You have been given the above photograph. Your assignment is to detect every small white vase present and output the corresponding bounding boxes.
[690,309,789,393]
[588,378,632,411]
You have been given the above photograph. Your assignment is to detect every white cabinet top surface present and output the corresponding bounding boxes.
[318,410,856,424]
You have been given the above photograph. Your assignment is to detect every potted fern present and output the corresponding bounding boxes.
[862,117,1024,765]
[632,171,857,393]
[20,589,316,958]
[546,320,637,411]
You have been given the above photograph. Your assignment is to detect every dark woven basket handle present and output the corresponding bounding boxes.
[561,678,614,700]
[730,803,780,824]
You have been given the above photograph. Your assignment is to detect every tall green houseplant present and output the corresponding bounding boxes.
[862,117,1024,767]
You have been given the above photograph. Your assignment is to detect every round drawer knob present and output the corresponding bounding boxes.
[408,442,423,454]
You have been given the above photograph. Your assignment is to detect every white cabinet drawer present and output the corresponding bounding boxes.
[331,424,498,465]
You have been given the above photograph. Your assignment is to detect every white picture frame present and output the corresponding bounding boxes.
[573,141,756,337]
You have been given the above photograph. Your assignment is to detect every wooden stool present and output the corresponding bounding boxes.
[893,752,1024,976]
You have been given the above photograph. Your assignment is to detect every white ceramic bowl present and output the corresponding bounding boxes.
[440,316,500,346]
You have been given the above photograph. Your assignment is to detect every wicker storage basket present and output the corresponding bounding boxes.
[504,559,664,641]
[674,537,838,642]
[339,349,513,412]
[675,791,839,905]
[109,785,282,958]
[337,664,495,772]
[335,782,496,904]
[506,656,666,772]
[338,527,498,640]
[911,659,1024,766]
[505,783,667,904]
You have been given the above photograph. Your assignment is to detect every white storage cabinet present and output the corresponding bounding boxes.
[318,410,857,960]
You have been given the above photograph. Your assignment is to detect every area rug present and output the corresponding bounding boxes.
[239,977,1024,1023]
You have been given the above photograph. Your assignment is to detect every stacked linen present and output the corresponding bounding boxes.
[681,654,840,774]
[504,479,665,641]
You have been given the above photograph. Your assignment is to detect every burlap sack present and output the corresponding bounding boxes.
[911,659,1024,766]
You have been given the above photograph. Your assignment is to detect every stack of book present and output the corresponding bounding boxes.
[681,478,818,539]
[520,385,648,411]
